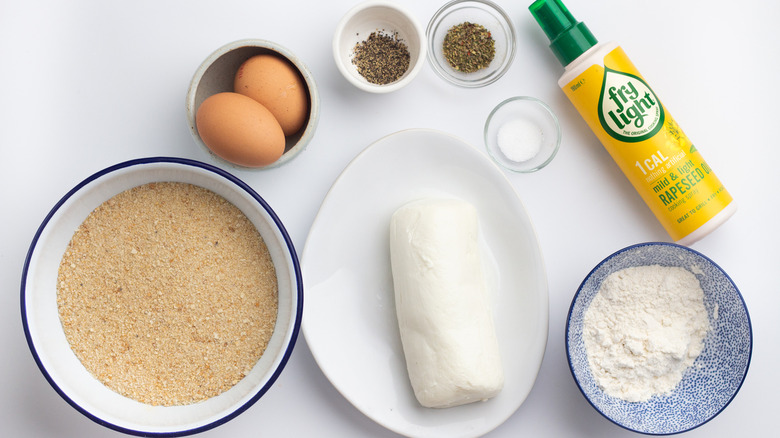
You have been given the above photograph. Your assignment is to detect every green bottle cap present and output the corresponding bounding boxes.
[529,0,598,66]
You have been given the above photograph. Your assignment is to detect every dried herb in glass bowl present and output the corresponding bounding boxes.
[442,22,495,73]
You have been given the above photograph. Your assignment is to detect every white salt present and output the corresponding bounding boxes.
[496,119,543,162]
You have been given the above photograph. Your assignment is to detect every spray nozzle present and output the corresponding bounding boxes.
[529,0,598,66]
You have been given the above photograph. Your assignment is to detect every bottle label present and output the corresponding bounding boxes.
[598,67,664,142]
[563,46,733,242]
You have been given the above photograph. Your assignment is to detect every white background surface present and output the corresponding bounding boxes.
[1,0,776,437]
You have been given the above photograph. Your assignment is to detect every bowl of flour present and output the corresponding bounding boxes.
[566,242,752,435]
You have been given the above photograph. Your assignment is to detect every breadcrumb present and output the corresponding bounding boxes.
[57,182,278,406]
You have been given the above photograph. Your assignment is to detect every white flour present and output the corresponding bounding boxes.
[583,265,710,402]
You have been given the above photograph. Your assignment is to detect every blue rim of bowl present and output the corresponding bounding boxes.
[565,242,753,435]
[19,156,304,437]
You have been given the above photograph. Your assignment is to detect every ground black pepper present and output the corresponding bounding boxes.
[352,30,410,85]
[442,22,495,73]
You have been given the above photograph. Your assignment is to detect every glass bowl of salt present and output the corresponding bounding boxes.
[484,96,561,173]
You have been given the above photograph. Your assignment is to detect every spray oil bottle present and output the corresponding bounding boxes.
[529,0,735,245]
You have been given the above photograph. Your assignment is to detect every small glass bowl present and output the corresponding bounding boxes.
[426,0,516,88]
[484,96,561,173]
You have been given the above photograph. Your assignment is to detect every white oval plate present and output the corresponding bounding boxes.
[301,129,549,438]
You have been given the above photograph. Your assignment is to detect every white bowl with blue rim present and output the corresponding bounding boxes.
[21,157,303,436]
[566,242,752,435]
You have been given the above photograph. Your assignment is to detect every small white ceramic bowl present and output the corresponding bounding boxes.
[186,39,320,169]
[21,157,303,436]
[333,0,427,93]
[484,96,561,173]
[427,0,516,87]
[567,243,752,435]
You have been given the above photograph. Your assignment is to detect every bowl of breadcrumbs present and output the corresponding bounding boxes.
[21,157,303,436]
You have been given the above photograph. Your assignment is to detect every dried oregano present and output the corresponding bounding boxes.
[442,22,495,73]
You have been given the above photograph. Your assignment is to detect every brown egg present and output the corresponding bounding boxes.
[234,54,309,136]
[195,92,285,167]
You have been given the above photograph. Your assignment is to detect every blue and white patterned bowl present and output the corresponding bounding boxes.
[566,242,752,435]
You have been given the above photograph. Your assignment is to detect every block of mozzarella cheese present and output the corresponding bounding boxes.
[389,198,504,408]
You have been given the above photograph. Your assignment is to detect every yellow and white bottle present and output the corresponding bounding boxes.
[529,0,735,245]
